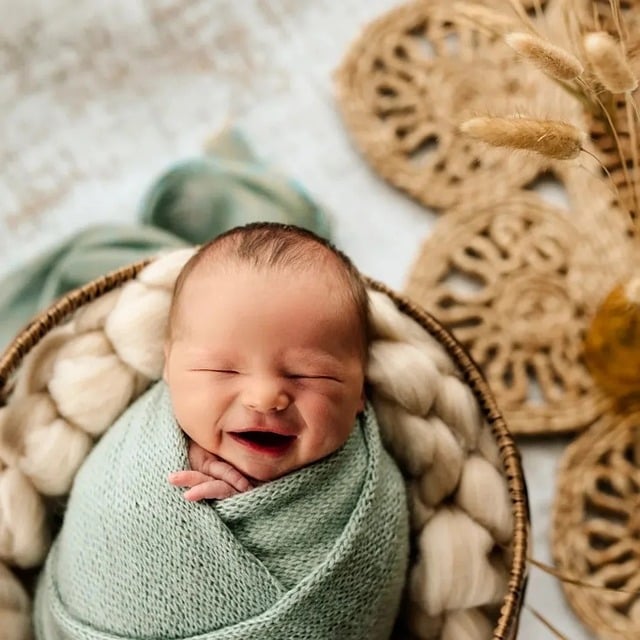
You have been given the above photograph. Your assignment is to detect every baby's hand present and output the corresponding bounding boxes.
[168,441,253,501]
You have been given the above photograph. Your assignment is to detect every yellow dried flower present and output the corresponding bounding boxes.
[505,32,584,81]
[583,32,638,93]
[585,277,640,398]
[459,116,585,160]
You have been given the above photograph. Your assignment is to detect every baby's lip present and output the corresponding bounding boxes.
[229,429,296,456]
[230,424,298,437]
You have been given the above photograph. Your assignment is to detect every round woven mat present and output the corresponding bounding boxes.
[553,408,640,639]
[335,0,552,211]
[404,189,632,435]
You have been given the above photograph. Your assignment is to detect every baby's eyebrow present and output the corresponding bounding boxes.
[285,351,343,370]
[181,347,236,364]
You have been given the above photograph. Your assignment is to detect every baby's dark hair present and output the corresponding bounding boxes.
[168,223,370,359]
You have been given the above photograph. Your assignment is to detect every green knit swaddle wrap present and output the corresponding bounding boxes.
[34,382,409,640]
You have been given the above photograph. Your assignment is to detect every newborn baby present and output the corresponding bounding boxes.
[34,223,409,640]
[165,223,370,500]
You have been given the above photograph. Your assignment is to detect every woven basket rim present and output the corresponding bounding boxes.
[0,258,529,640]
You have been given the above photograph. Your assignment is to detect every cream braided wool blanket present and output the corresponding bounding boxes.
[33,381,409,640]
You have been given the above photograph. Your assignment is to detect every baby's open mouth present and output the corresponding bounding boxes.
[230,431,296,455]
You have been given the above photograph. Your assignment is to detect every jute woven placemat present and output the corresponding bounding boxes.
[553,408,640,639]
[335,0,639,435]
[334,0,549,212]
[404,187,635,435]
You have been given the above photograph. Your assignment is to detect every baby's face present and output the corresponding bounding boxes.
[163,263,366,482]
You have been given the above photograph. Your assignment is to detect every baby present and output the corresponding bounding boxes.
[34,223,409,640]
[165,223,369,501]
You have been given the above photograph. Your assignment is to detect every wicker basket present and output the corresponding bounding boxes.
[0,253,529,640]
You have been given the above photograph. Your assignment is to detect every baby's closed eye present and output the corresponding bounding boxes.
[286,373,342,384]
[288,373,334,379]
[189,368,240,375]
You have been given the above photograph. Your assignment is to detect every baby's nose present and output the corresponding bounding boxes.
[243,378,290,413]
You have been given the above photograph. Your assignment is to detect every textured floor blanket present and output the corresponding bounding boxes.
[34,382,409,640]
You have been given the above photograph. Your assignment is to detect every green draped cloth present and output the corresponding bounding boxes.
[0,130,331,350]
[34,382,409,640]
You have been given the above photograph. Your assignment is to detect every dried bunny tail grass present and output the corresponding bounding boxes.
[584,31,638,93]
[452,3,518,35]
[505,32,584,81]
[459,116,586,160]
[581,31,640,216]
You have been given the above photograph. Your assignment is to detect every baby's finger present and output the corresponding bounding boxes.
[168,470,212,487]
[202,459,253,493]
[187,441,214,470]
[183,480,238,502]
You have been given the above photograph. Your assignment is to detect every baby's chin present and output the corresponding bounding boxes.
[237,450,338,484]
[238,460,300,484]
[229,451,317,483]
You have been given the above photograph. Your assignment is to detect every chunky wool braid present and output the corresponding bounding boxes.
[0,247,512,640]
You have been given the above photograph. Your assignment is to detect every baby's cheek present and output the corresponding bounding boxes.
[299,397,352,457]
[173,395,226,454]
[297,392,336,423]
[311,386,359,422]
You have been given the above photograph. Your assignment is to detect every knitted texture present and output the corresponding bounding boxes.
[34,381,409,640]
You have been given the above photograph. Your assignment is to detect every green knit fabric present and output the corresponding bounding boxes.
[34,382,409,640]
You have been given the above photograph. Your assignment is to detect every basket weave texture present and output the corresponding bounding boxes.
[0,250,528,640]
